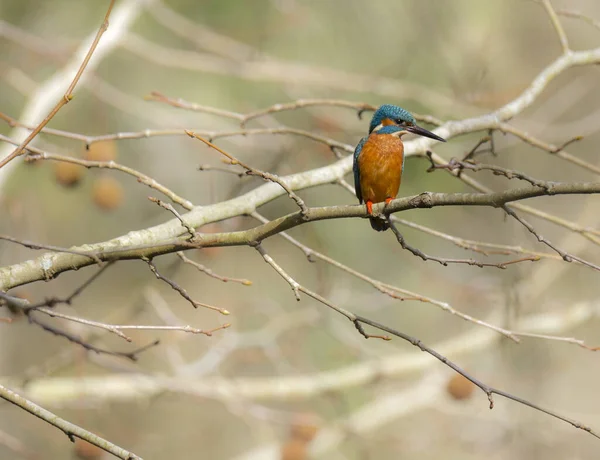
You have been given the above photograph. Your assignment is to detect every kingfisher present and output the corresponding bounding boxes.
[353,104,446,231]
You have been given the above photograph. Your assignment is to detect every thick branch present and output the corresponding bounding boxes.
[2,181,600,291]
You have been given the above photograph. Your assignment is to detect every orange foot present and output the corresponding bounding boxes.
[366,200,374,215]
[385,197,393,205]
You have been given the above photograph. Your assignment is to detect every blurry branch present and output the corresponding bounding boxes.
[236,372,447,460]
[148,93,438,129]
[0,111,352,153]
[239,100,375,127]
[123,33,474,114]
[0,19,67,59]
[136,2,473,113]
[0,384,142,460]
[0,0,116,171]
[541,0,570,54]
[14,299,599,402]
[148,0,259,60]
[145,91,243,121]
[0,428,37,460]
[555,8,600,31]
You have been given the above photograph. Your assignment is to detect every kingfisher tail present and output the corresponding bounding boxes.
[369,216,389,232]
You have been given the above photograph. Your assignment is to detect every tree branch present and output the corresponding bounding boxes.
[0,383,142,459]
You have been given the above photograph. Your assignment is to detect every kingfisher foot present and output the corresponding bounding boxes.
[366,200,374,215]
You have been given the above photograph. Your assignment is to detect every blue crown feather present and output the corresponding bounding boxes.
[369,104,415,133]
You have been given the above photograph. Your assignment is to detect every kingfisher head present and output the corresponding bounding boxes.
[369,104,446,142]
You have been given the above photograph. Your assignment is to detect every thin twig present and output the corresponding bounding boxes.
[253,228,600,438]
[32,307,230,341]
[186,131,309,216]
[23,263,113,312]
[27,314,159,361]
[497,124,596,175]
[240,99,375,127]
[177,252,252,285]
[149,197,196,239]
[353,315,599,439]
[254,243,356,321]
[502,205,600,271]
[145,91,244,120]
[0,119,352,154]
[145,258,230,315]
[18,147,194,210]
[0,234,102,264]
[0,0,117,169]
[250,212,520,341]
[426,152,553,189]
[388,217,540,269]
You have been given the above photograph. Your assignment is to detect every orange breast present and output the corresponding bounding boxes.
[357,134,404,204]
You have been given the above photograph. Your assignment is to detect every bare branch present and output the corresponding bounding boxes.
[0,234,101,264]
[250,212,520,341]
[353,314,599,439]
[14,145,194,210]
[32,307,230,341]
[502,205,600,271]
[387,217,540,269]
[145,258,230,315]
[186,131,309,216]
[0,384,142,459]
[149,197,196,239]
[254,244,355,321]
[3,179,600,292]
[177,252,252,286]
[497,124,595,175]
[27,313,159,361]
[0,0,117,169]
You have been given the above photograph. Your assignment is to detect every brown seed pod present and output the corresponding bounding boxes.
[92,176,124,211]
[446,373,476,401]
[74,438,104,459]
[290,421,319,443]
[54,161,85,187]
[85,141,117,162]
[280,438,307,460]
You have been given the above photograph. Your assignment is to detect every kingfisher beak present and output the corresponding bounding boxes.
[406,124,446,142]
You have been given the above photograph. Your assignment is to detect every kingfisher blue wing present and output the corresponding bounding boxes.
[353,135,367,203]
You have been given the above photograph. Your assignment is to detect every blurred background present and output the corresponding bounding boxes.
[1,0,600,458]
